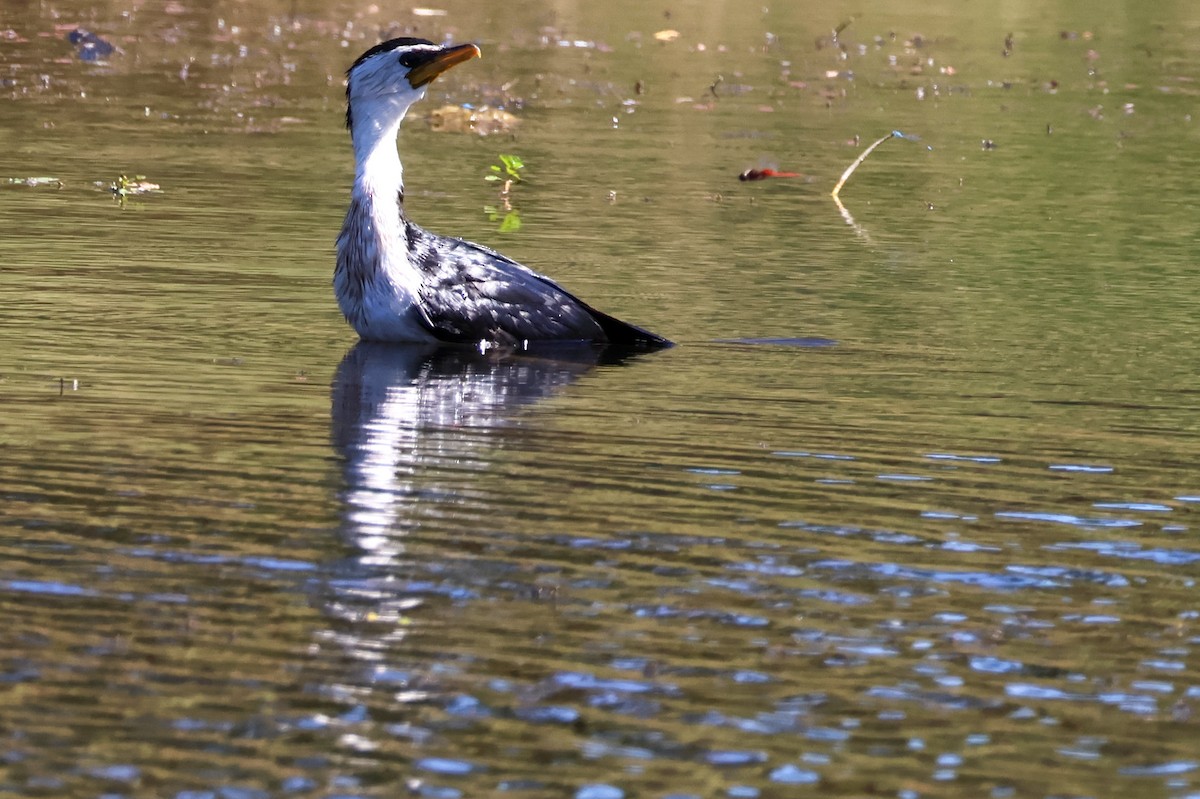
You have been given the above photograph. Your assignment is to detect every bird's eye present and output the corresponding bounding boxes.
[397,52,421,69]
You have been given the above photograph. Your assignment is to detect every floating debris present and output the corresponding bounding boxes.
[65,28,116,61]
[427,104,520,136]
[553,38,604,50]
[6,176,62,188]
[109,174,161,198]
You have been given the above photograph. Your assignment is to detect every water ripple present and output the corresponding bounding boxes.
[1049,541,1200,566]
[995,511,1142,529]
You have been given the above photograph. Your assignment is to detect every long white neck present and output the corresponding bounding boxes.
[336,90,438,342]
[349,93,420,198]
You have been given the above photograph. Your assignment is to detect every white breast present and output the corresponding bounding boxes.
[335,185,438,344]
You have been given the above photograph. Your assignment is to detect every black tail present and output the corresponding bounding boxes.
[588,307,673,349]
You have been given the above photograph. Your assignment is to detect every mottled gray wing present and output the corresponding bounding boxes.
[406,223,663,346]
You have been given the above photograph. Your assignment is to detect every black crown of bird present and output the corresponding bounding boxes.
[334,37,670,349]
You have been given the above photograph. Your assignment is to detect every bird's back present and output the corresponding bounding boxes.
[404,222,670,349]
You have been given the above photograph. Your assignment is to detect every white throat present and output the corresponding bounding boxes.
[349,90,424,195]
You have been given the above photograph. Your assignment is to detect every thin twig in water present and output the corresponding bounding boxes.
[831,131,901,200]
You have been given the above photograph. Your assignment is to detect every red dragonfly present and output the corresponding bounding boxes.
[738,167,803,181]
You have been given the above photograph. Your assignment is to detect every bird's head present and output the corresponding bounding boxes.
[345,37,481,132]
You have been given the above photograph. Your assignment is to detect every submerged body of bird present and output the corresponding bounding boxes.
[335,38,670,350]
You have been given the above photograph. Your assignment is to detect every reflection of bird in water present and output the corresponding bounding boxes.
[320,343,624,720]
[336,37,671,348]
[330,342,612,566]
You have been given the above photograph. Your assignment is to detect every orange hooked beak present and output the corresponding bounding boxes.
[408,43,482,88]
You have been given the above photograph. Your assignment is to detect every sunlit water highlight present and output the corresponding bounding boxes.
[4,2,1200,798]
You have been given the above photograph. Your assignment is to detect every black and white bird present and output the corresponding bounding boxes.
[335,37,671,349]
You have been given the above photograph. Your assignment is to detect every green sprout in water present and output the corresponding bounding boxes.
[485,154,525,186]
[483,154,527,232]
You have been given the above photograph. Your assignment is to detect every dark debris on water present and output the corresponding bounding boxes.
[65,28,116,62]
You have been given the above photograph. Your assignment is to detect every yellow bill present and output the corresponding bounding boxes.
[408,43,481,88]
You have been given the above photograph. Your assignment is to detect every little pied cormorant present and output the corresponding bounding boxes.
[335,38,671,348]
